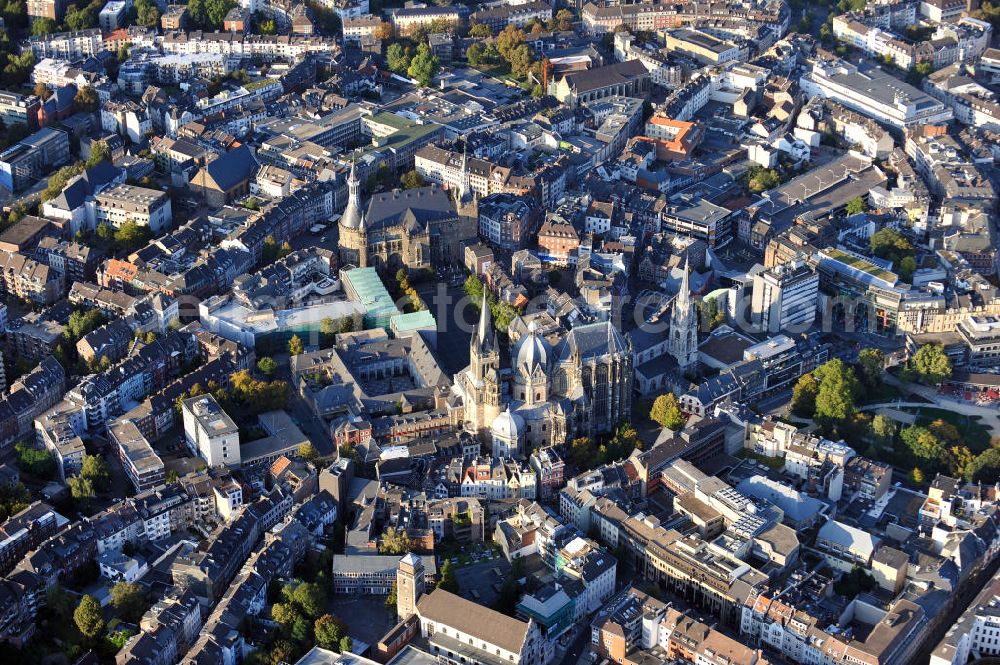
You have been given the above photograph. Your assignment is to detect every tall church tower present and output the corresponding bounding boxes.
[469,294,501,432]
[668,256,699,370]
[338,160,367,267]
[396,552,425,621]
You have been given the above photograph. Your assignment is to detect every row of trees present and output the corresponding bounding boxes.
[567,423,642,470]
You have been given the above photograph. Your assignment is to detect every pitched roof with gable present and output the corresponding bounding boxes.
[417,589,532,654]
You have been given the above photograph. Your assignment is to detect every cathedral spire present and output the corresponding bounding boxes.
[669,254,698,370]
[476,292,494,350]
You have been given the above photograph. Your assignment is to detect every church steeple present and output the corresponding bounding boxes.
[340,159,363,230]
[668,254,698,370]
[475,292,495,354]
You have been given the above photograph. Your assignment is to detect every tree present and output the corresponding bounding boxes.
[31,17,57,36]
[437,560,459,592]
[257,357,278,376]
[569,436,596,468]
[469,22,492,38]
[299,442,319,466]
[288,334,305,356]
[812,360,861,434]
[68,474,96,504]
[400,170,425,189]
[114,221,152,252]
[910,343,952,385]
[81,454,110,491]
[792,373,819,417]
[85,141,111,170]
[65,3,99,31]
[74,84,100,113]
[66,308,107,342]
[134,0,161,26]
[856,348,884,389]
[496,25,526,60]
[464,273,485,304]
[74,594,105,641]
[900,426,943,462]
[110,582,147,623]
[870,227,913,268]
[15,441,55,478]
[745,165,780,193]
[339,316,356,334]
[845,196,868,216]
[898,255,916,283]
[944,446,975,480]
[386,43,412,75]
[339,636,353,653]
[385,582,397,611]
[909,467,924,485]
[649,393,686,430]
[871,414,897,446]
[373,21,393,40]
[33,81,51,101]
[379,527,411,555]
[258,17,277,34]
[928,419,962,446]
[407,43,440,86]
[320,317,337,344]
[314,614,346,651]
[288,581,326,619]
[554,8,574,31]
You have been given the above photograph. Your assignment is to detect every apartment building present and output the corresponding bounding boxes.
[92,184,173,233]
[182,395,240,468]
[0,127,70,193]
[0,92,40,132]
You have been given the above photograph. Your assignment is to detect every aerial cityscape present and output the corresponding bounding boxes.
[0,0,999,663]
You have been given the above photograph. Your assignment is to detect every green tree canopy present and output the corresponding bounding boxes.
[314,614,347,651]
[257,357,278,376]
[134,0,161,26]
[400,170,425,189]
[845,196,868,216]
[649,393,686,430]
[437,559,459,592]
[110,582,147,623]
[378,527,411,555]
[407,43,440,86]
[812,359,861,435]
[469,22,492,38]
[288,334,305,356]
[900,425,943,462]
[74,594,105,641]
[909,343,952,384]
[791,373,819,417]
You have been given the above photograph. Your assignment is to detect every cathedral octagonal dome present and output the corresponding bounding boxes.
[491,407,524,441]
[515,321,550,374]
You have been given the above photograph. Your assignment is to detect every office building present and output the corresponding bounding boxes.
[751,261,819,334]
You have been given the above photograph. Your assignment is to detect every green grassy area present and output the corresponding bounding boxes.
[825,248,897,283]
[736,449,786,470]
[860,382,903,405]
